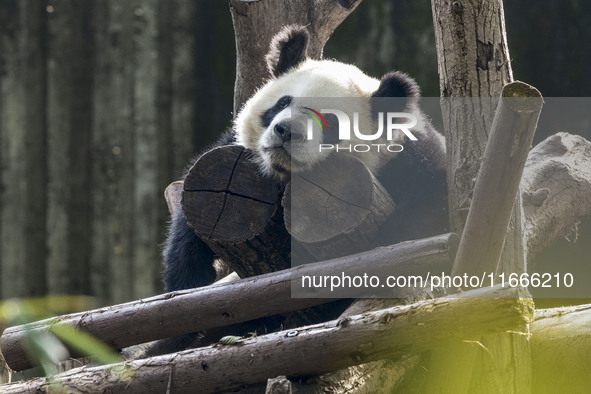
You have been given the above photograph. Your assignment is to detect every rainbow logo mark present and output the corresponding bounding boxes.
[301,107,329,132]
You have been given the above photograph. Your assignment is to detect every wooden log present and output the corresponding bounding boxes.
[0,352,8,385]
[0,286,532,394]
[451,82,543,278]
[0,234,457,372]
[531,304,591,394]
[284,154,395,261]
[182,144,294,277]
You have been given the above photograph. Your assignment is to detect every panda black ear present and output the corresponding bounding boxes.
[372,71,420,114]
[266,25,310,78]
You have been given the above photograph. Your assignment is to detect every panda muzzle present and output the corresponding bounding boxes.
[274,121,305,143]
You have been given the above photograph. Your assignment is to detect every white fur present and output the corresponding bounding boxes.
[234,59,424,177]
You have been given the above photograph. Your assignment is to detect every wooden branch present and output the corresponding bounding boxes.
[521,132,591,258]
[283,154,395,261]
[182,145,293,277]
[0,234,457,371]
[452,82,543,278]
[230,0,363,113]
[531,304,591,394]
[0,286,532,394]
[164,180,183,216]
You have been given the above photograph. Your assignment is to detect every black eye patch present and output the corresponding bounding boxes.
[261,95,292,127]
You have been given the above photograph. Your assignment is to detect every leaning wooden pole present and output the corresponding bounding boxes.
[0,286,532,394]
[452,82,543,278]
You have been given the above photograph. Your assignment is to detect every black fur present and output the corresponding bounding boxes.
[374,124,448,245]
[266,25,310,78]
[162,210,216,291]
[262,95,292,127]
[370,72,447,242]
[371,71,420,116]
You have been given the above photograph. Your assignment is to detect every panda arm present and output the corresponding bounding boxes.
[162,209,217,291]
[375,127,448,244]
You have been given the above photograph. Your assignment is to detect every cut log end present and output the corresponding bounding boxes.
[284,154,395,260]
[501,81,543,112]
[182,145,281,243]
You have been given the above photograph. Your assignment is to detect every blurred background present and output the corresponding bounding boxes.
[0,0,590,308]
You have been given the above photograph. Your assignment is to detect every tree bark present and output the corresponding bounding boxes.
[431,0,514,236]
[0,286,532,394]
[286,356,420,394]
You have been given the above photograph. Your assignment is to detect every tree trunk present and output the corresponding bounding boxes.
[431,0,514,236]
[0,0,48,298]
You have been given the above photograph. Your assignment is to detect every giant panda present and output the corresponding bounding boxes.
[148,25,447,356]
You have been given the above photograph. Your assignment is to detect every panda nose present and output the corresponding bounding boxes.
[274,122,291,142]
[274,122,305,143]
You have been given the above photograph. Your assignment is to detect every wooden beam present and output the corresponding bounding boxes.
[452,82,543,278]
[283,154,395,261]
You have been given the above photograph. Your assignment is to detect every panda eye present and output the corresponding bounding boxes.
[276,95,292,109]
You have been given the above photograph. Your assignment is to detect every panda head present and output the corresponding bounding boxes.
[234,25,422,179]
